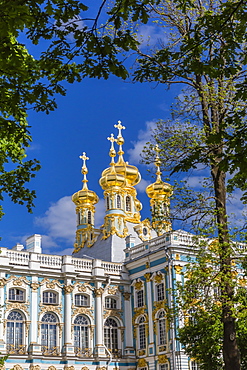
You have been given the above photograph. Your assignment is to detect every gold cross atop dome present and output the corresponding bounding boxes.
[79,152,89,189]
[154,144,162,182]
[114,120,125,138]
[107,133,116,166]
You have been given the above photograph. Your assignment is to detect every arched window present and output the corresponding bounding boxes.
[6,311,24,353]
[41,313,58,355]
[104,318,119,355]
[74,315,89,355]
[116,195,121,209]
[43,291,58,305]
[105,297,117,309]
[138,316,146,349]
[88,211,92,224]
[77,212,81,225]
[75,294,89,307]
[158,311,166,345]
[126,196,131,212]
[9,288,25,302]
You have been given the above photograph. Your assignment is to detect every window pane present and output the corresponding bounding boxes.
[137,290,144,307]
[157,283,165,301]
[75,294,88,307]
[105,297,117,309]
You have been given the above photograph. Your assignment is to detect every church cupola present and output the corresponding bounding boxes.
[146,145,173,236]
[99,121,143,240]
[72,152,99,253]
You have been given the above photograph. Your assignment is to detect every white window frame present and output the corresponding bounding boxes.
[43,291,58,305]
[8,288,25,302]
[75,294,89,307]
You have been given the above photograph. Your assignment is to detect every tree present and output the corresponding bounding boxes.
[0,0,130,219]
[88,0,247,369]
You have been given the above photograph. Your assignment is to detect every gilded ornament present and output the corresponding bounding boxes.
[78,284,87,292]
[138,350,145,356]
[94,287,104,297]
[0,278,7,287]
[123,292,131,301]
[137,359,147,367]
[6,302,29,315]
[13,365,24,370]
[96,367,107,370]
[134,281,143,290]
[48,366,57,370]
[0,365,5,370]
[72,307,93,318]
[158,354,168,363]
[108,286,118,295]
[64,285,74,294]
[13,277,25,286]
[64,367,74,370]
[39,304,62,316]
[174,265,183,274]
[145,262,150,268]
[31,282,39,291]
[81,367,89,370]
[103,309,122,319]
[175,253,180,260]
[30,365,40,370]
[154,273,163,284]
[144,273,151,282]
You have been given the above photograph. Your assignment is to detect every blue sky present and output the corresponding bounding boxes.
[0,74,182,255]
[1,2,246,255]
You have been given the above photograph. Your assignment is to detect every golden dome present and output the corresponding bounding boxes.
[72,152,99,205]
[99,121,141,190]
[146,145,172,200]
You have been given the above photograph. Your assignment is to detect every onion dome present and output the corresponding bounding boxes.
[72,152,99,206]
[99,121,141,190]
[99,133,127,190]
[146,145,172,200]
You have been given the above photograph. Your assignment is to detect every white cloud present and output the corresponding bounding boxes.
[137,25,167,48]
[136,178,151,193]
[128,120,156,164]
[35,196,76,252]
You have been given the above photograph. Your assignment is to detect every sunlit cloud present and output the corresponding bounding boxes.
[136,178,151,193]
[137,25,167,48]
[128,120,156,164]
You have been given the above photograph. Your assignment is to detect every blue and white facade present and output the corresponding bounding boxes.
[0,123,200,370]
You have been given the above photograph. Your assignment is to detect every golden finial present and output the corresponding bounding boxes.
[154,145,162,182]
[114,120,125,164]
[79,152,89,189]
[107,133,116,166]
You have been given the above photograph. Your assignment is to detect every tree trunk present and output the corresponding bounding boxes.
[211,163,241,370]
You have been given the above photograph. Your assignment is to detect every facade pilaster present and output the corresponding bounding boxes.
[0,277,6,351]
[145,273,154,356]
[29,277,41,355]
[123,290,135,357]
[63,283,74,355]
[94,284,105,357]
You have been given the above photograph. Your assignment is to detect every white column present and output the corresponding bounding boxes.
[145,273,154,344]
[64,285,73,344]
[30,278,39,343]
[0,278,6,347]
[63,283,74,356]
[123,290,135,357]
[94,285,105,357]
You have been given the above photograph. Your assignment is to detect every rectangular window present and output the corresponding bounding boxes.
[160,364,169,370]
[105,297,117,309]
[43,291,57,304]
[9,288,24,302]
[137,290,144,307]
[75,294,88,307]
[157,283,165,301]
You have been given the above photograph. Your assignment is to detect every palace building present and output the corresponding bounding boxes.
[0,122,200,370]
